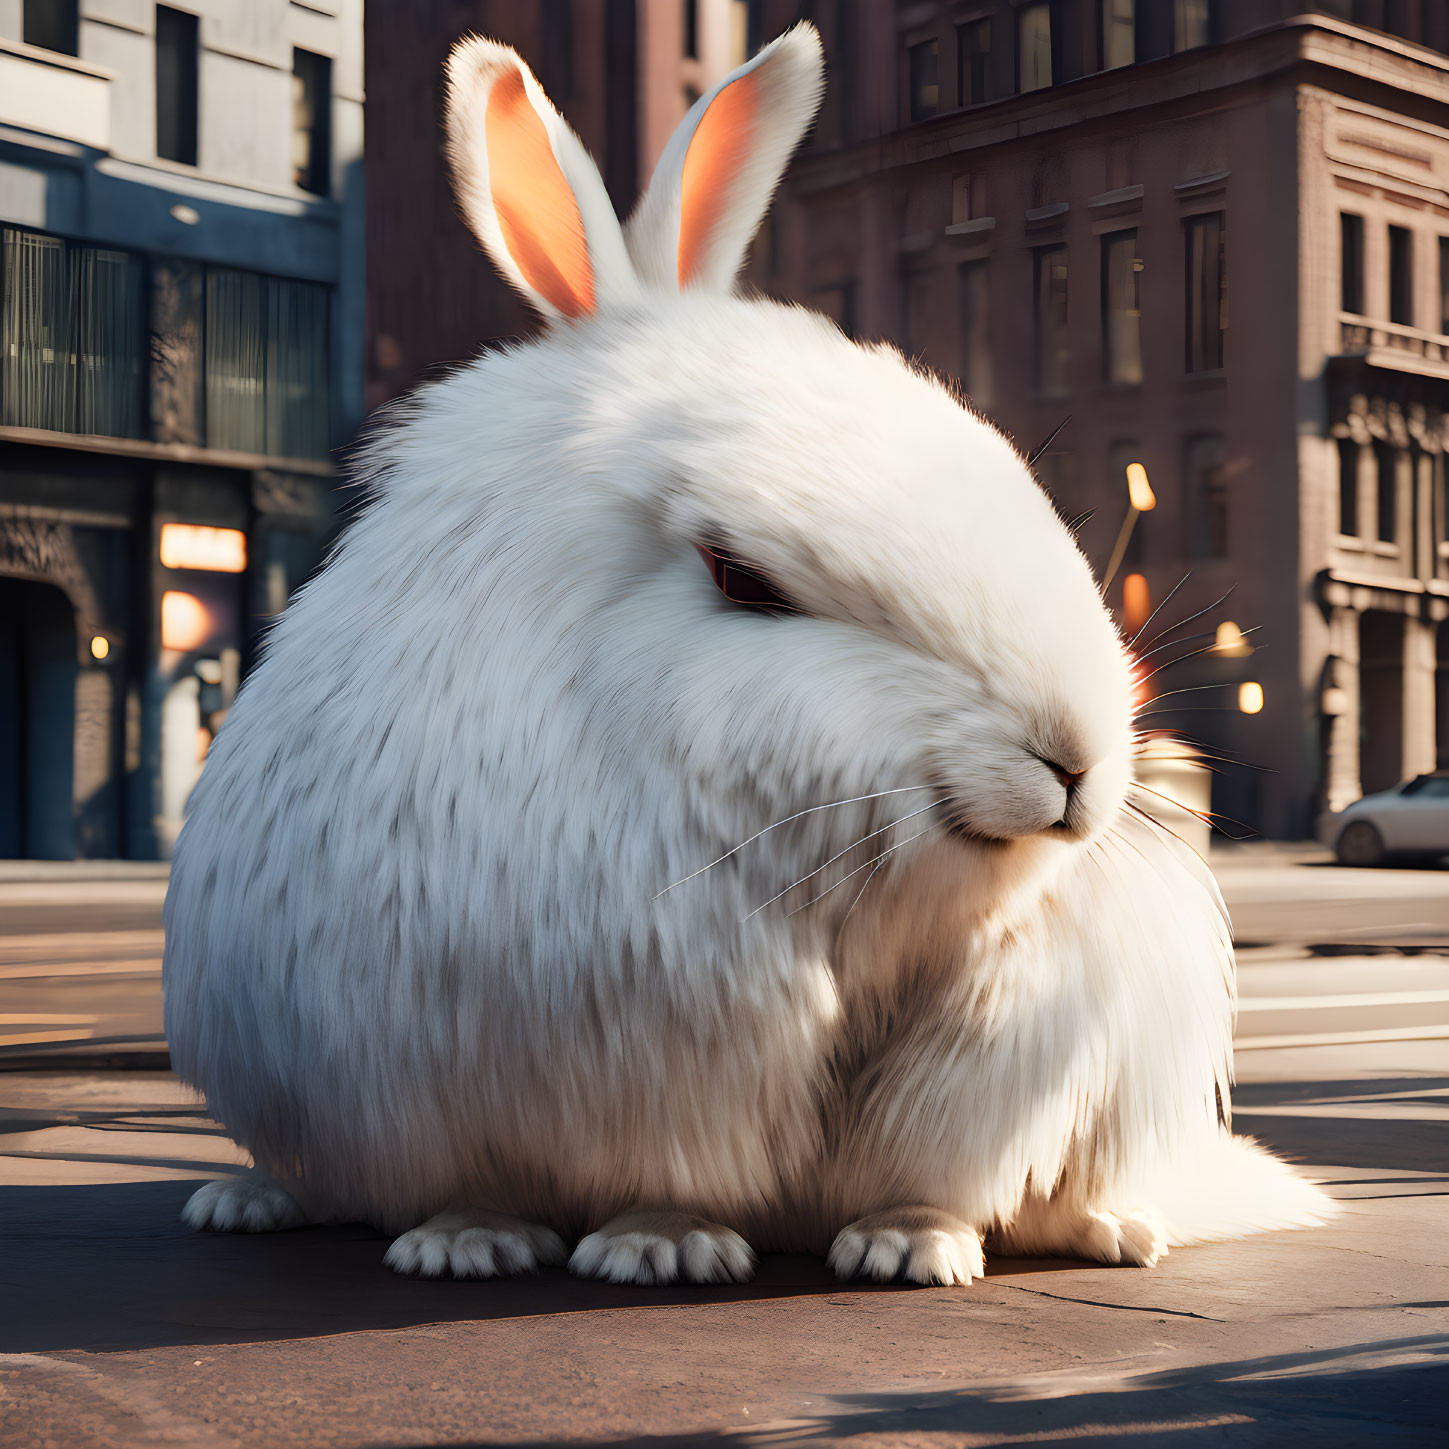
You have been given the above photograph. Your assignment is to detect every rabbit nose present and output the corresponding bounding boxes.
[1044,760,1087,792]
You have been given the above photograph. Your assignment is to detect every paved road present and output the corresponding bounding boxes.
[5,849,1448,1065]
[1,851,1446,1446]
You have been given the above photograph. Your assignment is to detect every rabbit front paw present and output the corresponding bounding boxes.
[569,1210,755,1285]
[828,1205,985,1286]
[182,1174,308,1233]
[384,1210,568,1278]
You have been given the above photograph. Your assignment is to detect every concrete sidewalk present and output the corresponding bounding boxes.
[2,1036,1446,1447]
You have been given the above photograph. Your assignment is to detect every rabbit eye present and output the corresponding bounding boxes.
[696,544,797,615]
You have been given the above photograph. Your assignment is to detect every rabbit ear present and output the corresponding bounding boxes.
[626,24,824,294]
[444,37,635,322]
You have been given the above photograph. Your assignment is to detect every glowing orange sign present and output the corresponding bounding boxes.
[160,524,247,573]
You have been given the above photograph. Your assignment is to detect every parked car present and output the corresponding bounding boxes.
[1320,772,1449,865]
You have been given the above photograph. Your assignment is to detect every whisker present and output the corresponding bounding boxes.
[1131,625,1223,666]
[1065,508,1095,536]
[747,800,947,922]
[1136,627,1264,684]
[1131,781,1256,835]
[1028,414,1072,467]
[835,855,889,936]
[1132,728,1277,774]
[785,821,943,920]
[1134,583,1237,657]
[1136,682,1239,711]
[1123,797,1206,858]
[1126,571,1191,650]
[655,785,934,897]
[1134,705,1258,718]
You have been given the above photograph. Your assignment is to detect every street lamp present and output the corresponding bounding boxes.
[1103,462,1156,591]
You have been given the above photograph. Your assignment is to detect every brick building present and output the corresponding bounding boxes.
[744,0,1449,837]
[365,0,756,411]
[365,1,1449,838]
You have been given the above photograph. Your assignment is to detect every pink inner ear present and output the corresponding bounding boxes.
[485,68,594,318]
[677,73,760,288]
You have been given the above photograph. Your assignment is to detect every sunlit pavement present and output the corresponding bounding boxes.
[1,852,1445,1447]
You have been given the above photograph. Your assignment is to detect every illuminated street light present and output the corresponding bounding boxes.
[161,591,211,652]
[1104,461,1154,592]
[1122,572,1151,635]
[1125,463,1157,512]
[89,635,110,661]
[1238,681,1264,715]
[1213,620,1253,657]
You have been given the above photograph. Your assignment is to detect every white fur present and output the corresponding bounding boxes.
[163,25,1333,1284]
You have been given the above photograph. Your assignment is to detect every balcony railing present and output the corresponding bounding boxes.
[1338,314,1449,375]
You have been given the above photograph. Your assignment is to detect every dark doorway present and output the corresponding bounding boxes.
[1359,610,1405,795]
[1437,618,1449,769]
[0,579,77,859]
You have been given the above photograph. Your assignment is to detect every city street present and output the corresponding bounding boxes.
[2,849,1446,1446]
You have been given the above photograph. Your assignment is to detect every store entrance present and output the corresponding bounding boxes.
[0,578,77,859]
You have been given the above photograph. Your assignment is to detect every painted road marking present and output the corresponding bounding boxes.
[0,960,160,980]
[1236,1024,1449,1050]
[1239,989,1449,1011]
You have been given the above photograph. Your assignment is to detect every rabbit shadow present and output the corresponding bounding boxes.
[1,1175,1110,1354]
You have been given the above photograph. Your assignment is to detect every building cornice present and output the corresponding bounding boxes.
[790,18,1449,195]
[0,426,335,478]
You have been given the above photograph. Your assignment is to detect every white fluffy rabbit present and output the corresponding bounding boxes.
[164,25,1333,1285]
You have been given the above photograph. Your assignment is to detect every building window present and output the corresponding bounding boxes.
[1389,225,1413,326]
[206,269,330,459]
[1102,230,1143,385]
[1184,212,1225,373]
[813,280,856,338]
[1375,439,1397,542]
[810,0,855,146]
[907,39,940,121]
[0,224,332,459]
[1035,245,1069,394]
[1184,434,1227,559]
[156,6,199,167]
[1434,452,1448,553]
[23,0,78,55]
[959,259,992,404]
[1037,451,1076,513]
[1439,237,1449,334]
[1342,213,1364,314]
[1173,0,1213,50]
[904,265,936,361]
[539,0,575,98]
[683,0,699,59]
[1338,436,1360,537]
[1101,0,1134,69]
[1018,3,1054,93]
[957,18,992,106]
[292,49,332,196]
[0,228,146,439]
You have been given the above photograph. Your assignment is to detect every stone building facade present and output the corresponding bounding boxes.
[741,0,1449,837]
[0,0,364,858]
